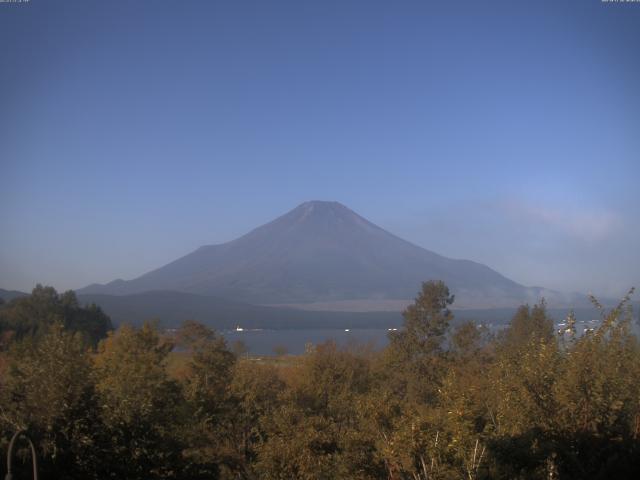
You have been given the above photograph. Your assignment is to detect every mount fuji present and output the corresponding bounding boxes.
[78,201,577,310]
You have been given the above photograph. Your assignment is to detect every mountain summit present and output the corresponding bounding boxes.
[78,201,559,308]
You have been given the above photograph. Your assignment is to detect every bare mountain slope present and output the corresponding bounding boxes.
[77,201,576,308]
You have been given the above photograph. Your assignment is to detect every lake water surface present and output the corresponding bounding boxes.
[220,318,609,355]
[221,328,392,355]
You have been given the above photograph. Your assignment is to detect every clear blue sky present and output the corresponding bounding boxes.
[1,0,639,297]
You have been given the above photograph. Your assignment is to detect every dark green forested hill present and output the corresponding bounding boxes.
[0,288,28,302]
[77,290,402,329]
[3,285,636,332]
[0,285,112,346]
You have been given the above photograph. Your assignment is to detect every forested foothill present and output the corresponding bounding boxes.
[1,282,639,479]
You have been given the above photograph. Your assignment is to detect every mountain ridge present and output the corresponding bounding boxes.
[0,288,29,302]
[77,201,584,309]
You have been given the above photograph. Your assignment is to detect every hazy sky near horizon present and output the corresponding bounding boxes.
[1,0,639,298]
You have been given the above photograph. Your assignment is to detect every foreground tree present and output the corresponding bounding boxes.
[551,290,640,479]
[0,285,112,346]
[228,361,286,477]
[93,322,184,479]
[0,323,102,479]
[386,280,454,404]
[256,341,385,479]
[176,320,237,478]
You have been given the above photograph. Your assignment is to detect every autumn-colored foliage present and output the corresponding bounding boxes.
[1,282,639,479]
